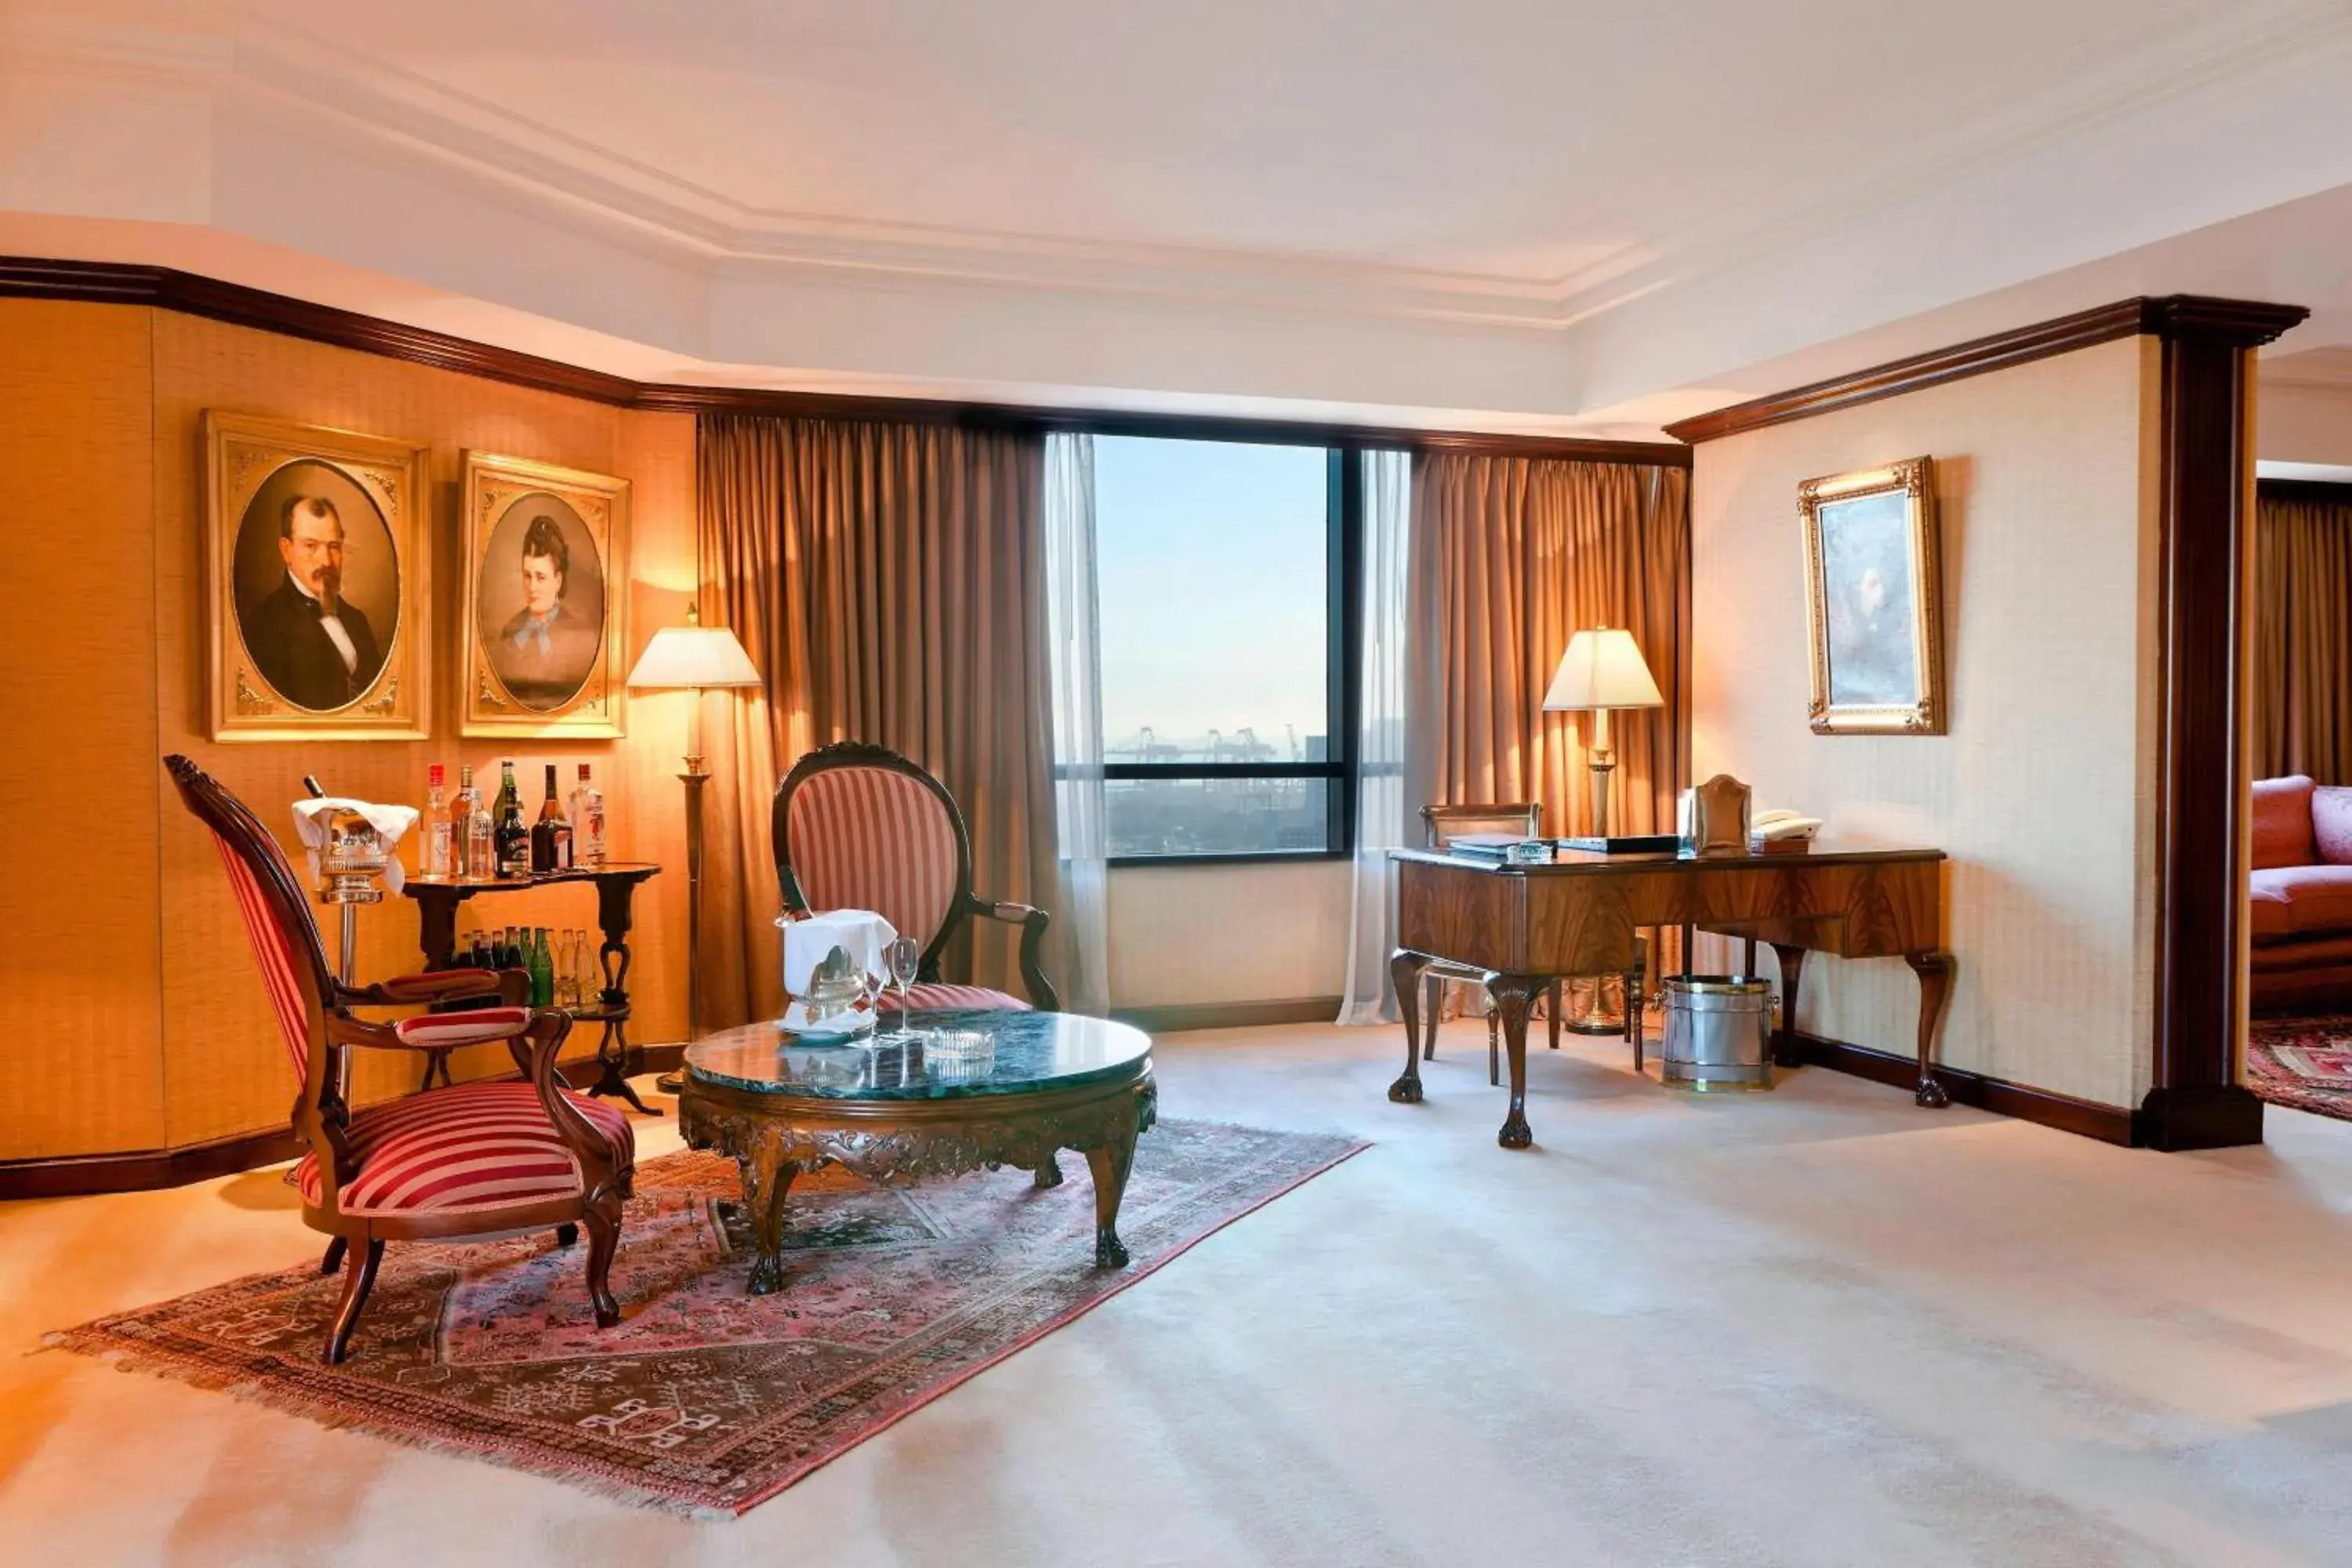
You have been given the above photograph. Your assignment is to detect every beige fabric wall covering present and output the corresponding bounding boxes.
[1690,338,2160,1109]
[696,415,1058,1026]
[1411,455,1690,839]
[2252,492,2352,786]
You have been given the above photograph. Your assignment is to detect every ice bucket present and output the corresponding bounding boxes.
[1659,974,1775,1092]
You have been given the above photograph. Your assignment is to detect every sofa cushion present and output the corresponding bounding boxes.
[2252,776,2318,869]
[2248,864,2352,940]
[2315,786,2352,866]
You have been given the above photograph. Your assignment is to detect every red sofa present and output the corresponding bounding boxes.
[2250,775,2352,1012]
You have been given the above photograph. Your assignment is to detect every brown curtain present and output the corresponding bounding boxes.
[1410,453,1690,838]
[2254,488,2352,786]
[694,414,1058,1029]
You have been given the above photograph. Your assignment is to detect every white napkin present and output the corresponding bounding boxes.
[292,796,419,893]
[774,909,898,1038]
[776,909,898,995]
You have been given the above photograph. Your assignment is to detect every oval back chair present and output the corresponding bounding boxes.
[164,755,634,1363]
[772,741,1058,1012]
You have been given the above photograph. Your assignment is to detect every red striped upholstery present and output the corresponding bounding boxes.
[882,983,1031,1013]
[296,1080,633,1215]
[393,1007,533,1049]
[787,766,960,947]
[210,829,314,1089]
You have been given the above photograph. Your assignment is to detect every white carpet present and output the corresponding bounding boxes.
[6,1022,2352,1566]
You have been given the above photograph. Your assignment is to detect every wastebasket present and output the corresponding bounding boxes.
[1659,974,1775,1091]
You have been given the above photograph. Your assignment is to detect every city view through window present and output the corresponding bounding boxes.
[1094,436,1335,856]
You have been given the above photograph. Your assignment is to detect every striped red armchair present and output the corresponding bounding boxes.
[773,742,1058,1012]
[165,756,633,1364]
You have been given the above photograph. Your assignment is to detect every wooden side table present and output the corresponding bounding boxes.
[404,862,663,1114]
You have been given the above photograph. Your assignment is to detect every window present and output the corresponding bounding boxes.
[1094,435,1354,861]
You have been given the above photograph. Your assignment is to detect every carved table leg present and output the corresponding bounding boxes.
[1034,1153,1063,1189]
[1904,949,1958,1108]
[1490,973,1541,1149]
[1083,1116,1140,1269]
[735,1134,802,1295]
[1769,944,1809,1067]
[1389,949,1432,1103]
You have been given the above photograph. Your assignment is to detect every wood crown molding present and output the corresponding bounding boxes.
[0,256,1690,468]
[2256,477,2352,507]
[1663,295,2309,445]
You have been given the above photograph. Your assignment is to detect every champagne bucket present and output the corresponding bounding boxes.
[1660,974,1775,1091]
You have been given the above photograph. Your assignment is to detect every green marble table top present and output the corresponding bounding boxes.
[682,1009,1152,1101]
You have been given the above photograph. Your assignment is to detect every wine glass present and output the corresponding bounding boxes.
[884,936,922,1040]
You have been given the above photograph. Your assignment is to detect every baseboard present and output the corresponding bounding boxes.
[0,1127,307,1201]
[1112,996,1344,1035]
[1783,1030,2138,1146]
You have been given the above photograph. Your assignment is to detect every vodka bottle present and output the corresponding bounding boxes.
[423,764,454,879]
[567,763,607,868]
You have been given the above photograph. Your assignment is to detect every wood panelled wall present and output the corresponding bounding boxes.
[0,299,699,1160]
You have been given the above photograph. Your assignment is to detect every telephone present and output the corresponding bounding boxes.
[1751,809,1822,844]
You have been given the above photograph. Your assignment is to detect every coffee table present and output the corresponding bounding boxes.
[678,1010,1156,1294]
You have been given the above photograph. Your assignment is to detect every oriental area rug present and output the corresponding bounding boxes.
[2249,1014,2352,1124]
[50,1118,1363,1517]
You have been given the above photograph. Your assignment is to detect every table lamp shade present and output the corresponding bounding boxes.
[626,625,762,690]
[1543,627,1663,712]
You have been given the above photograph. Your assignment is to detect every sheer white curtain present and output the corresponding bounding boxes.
[1339,448,1415,1024]
[1045,432,1112,1016]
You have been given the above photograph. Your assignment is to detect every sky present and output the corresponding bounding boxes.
[1093,435,1328,758]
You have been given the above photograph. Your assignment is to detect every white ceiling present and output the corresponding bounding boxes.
[6,0,2352,435]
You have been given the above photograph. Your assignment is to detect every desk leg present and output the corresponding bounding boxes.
[1388,949,1432,1104]
[1904,949,1958,1108]
[1769,944,1809,1067]
[1490,973,1541,1149]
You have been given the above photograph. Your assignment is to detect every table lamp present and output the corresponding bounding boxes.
[1543,626,1665,850]
[627,604,761,1065]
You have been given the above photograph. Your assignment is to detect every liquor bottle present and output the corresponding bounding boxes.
[493,760,531,878]
[532,764,573,873]
[458,765,492,879]
[567,764,607,868]
[423,764,454,879]
[528,927,556,1007]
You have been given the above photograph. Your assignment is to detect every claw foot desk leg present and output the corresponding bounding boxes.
[1388,949,1432,1104]
[1490,973,1540,1149]
[1769,944,1809,1068]
[1905,949,1958,1108]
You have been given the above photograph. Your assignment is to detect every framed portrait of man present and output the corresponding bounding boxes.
[1798,456,1947,735]
[205,412,430,741]
[459,452,630,738]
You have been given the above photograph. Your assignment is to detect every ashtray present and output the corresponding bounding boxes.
[922,1029,996,1079]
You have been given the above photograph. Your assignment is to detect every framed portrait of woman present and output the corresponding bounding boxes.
[458,452,630,738]
[1798,456,1947,735]
[204,412,430,741]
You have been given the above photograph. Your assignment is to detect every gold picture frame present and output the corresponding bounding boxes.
[205,411,430,742]
[459,452,630,738]
[1799,456,1947,735]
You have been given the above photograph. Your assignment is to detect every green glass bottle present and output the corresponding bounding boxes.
[528,927,555,1008]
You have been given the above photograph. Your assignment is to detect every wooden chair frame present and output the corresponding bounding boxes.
[1420,804,1562,1082]
[164,755,632,1363]
[772,740,1059,1009]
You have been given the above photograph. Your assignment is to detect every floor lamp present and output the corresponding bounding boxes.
[626,605,761,1091]
[1544,626,1666,1034]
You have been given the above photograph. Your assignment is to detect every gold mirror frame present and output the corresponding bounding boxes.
[458,452,630,738]
[203,412,430,742]
[1798,456,1947,736]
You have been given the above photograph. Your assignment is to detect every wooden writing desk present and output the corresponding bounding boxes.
[1387,844,1954,1147]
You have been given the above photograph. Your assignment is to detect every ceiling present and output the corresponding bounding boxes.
[7,0,2352,435]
